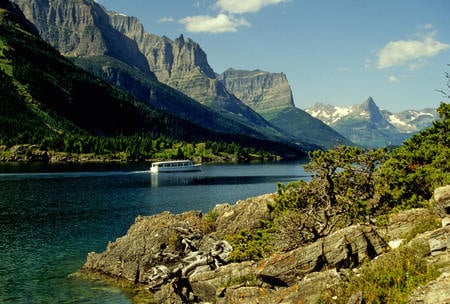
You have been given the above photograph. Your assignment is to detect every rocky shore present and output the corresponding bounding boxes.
[81,186,450,303]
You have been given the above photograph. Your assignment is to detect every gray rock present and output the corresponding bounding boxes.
[189,261,255,302]
[83,211,206,282]
[409,272,450,304]
[211,193,274,237]
[13,0,152,74]
[376,208,438,241]
[433,185,450,220]
[428,226,450,256]
[409,226,450,304]
[257,224,387,286]
[216,269,340,304]
[218,68,295,115]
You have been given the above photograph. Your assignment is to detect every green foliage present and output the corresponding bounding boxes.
[271,146,388,247]
[402,216,441,242]
[319,243,440,303]
[202,209,219,234]
[222,274,259,288]
[224,220,274,262]
[377,102,450,211]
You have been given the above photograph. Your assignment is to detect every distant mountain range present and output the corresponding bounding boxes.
[306,97,439,147]
[12,0,349,151]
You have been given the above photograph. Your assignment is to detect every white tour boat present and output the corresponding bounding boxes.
[150,160,202,173]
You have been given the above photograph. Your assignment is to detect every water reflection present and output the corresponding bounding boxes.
[150,172,308,187]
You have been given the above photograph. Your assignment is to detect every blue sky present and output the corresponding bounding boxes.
[95,0,449,112]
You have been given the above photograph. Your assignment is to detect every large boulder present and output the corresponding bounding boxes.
[376,208,440,246]
[256,224,388,286]
[432,185,450,226]
[217,269,340,304]
[408,225,450,303]
[211,193,274,237]
[189,261,255,302]
[83,211,206,282]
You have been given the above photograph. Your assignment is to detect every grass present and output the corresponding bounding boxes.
[318,241,440,304]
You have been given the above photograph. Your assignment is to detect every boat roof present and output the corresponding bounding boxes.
[151,160,194,165]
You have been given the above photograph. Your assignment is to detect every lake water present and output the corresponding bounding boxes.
[0,161,308,303]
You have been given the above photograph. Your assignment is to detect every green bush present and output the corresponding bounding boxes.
[224,220,274,262]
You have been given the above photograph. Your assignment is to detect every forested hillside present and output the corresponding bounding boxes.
[0,1,304,161]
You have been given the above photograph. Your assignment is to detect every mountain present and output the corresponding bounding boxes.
[13,0,152,75]
[12,0,293,147]
[218,68,353,148]
[107,13,284,138]
[382,108,439,133]
[0,1,192,141]
[0,0,303,158]
[305,97,438,147]
[218,68,295,115]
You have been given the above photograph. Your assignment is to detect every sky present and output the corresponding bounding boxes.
[94,0,449,112]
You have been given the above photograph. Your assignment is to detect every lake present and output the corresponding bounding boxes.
[0,160,308,303]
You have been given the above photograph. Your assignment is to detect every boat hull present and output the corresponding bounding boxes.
[150,165,201,173]
[150,160,202,173]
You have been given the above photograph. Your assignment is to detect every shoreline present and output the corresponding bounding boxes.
[0,144,287,165]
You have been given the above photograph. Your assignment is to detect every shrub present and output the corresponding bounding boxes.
[224,220,274,262]
[319,242,440,303]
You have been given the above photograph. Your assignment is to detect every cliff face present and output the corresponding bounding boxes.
[13,0,152,75]
[218,68,295,114]
[218,68,352,148]
[108,13,273,129]
[108,13,216,82]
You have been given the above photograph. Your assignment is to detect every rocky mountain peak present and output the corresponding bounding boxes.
[365,96,375,105]
[218,68,295,114]
[359,96,386,125]
[13,0,152,74]
[306,98,439,147]
[175,33,185,45]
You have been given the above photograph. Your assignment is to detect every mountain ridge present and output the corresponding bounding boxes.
[218,68,353,148]
[107,13,281,134]
[306,97,439,147]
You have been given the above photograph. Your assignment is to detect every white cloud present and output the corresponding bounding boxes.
[377,31,449,69]
[388,75,398,83]
[179,14,250,33]
[216,0,288,14]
